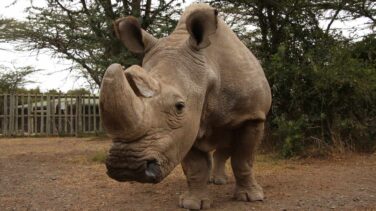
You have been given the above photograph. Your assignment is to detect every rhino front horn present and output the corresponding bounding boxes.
[99,63,146,140]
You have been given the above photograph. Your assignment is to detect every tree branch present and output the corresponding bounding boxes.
[326,5,343,34]
[147,0,175,28]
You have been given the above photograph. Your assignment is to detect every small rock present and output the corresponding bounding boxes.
[353,197,360,202]
[297,201,304,206]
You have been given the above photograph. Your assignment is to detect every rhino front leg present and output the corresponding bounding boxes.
[231,121,265,202]
[179,147,212,210]
[211,148,230,185]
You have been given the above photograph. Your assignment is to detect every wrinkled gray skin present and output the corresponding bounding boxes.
[99,3,271,210]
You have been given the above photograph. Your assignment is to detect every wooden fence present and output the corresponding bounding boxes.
[0,94,102,136]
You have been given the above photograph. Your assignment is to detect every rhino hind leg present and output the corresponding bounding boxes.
[180,148,212,210]
[210,148,230,185]
[231,120,265,202]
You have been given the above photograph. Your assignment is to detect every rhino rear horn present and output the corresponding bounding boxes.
[125,65,160,98]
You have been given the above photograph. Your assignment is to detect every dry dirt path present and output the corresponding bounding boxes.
[0,137,375,210]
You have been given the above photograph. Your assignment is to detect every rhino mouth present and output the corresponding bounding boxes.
[106,158,162,183]
[105,140,169,184]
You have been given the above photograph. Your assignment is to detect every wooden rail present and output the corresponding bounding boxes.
[0,94,103,136]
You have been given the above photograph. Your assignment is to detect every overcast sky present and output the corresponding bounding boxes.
[0,0,89,93]
[0,0,373,93]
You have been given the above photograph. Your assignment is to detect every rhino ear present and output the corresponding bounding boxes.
[114,16,157,54]
[186,8,218,50]
[125,65,160,98]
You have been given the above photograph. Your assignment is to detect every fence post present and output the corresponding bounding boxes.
[93,95,97,133]
[82,96,86,133]
[46,95,51,135]
[64,95,68,135]
[75,95,82,136]
[27,94,31,135]
[40,94,44,134]
[3,94,7,136]
[14,95,18,135]
[33,95,37,134]
[70,97,74,135]
[21,95,25,135]
[58,95,62,135]
[51,95,56,135]
[88,96,92,133]
[9,94,14,136]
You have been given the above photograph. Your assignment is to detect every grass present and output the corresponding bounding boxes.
[256,153,283,164]
[90,150,108,164]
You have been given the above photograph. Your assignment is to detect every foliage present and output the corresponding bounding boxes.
[0,0,184,86]
[66,88,91,95]
[208,0,375,60]
[209,0,376,157]
[44,89,62,95]
[0,65,38,93]
[6,86,92,95]
[272,115,306,158]
[15,87,42,94]
[267,36,376,156]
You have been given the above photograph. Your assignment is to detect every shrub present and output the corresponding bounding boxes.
[263,35,376,157]
[272,115,306,158]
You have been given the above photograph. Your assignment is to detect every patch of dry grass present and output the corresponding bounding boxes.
[90,150,108,164]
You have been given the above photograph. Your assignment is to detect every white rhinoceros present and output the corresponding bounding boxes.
[99,3,271,210]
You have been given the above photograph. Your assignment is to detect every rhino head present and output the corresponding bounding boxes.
[100,7,218,183]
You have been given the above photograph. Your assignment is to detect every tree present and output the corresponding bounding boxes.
[208,0,375,59]
[0,65,38,93]
[66,88,91,95]
[0,0,184,87]
[208,0,376,155]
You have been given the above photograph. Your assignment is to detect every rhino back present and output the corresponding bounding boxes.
[203,19,271,127]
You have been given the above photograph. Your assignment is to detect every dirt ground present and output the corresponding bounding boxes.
[0,137,375,211]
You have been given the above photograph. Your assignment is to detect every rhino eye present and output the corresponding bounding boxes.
[175,101,185,113]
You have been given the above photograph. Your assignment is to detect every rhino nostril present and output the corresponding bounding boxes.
[145,160,160,182]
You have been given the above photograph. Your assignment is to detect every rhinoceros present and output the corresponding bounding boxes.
[99,3,271,210]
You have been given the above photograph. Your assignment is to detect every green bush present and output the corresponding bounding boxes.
[263,35,376,157]
[272,115,306,158]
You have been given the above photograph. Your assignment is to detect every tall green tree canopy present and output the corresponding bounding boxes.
[208,0,375,59]
[0,0,184,86]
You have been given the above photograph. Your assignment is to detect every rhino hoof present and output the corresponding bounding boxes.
[234,185,264,202]
[210,177,227,185]
[179,192,211,210]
